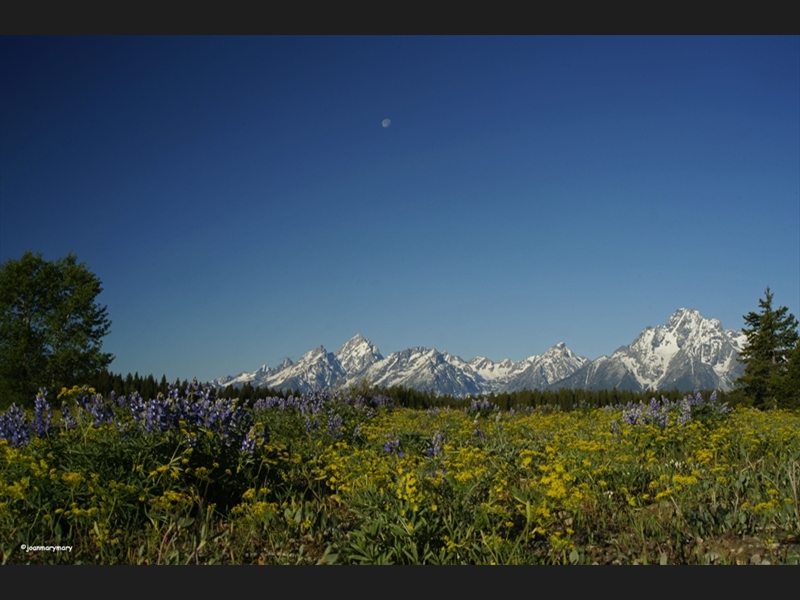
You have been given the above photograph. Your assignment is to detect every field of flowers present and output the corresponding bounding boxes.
[1,382,799,564]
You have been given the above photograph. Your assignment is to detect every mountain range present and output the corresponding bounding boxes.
[211,308,748,396]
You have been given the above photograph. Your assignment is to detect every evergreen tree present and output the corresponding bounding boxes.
[124,373,134,396]
[240,383,255,402]
[143,374,156,400]
[735,288,799,409]
[114,374,124,396]
[771,340,800,409]
[96,369,111,396]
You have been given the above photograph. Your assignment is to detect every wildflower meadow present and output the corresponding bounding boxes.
[1,383,798,564]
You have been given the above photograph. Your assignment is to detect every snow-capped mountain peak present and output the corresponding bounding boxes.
[468,356,515,382]
[335,333,383,376]
[212,309,746,395]
[555,308,746,392]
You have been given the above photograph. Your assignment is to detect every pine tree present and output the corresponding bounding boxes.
[124,373,134,396]
[735,288,799,409]
[771,340,800,409]
[143,374,156,400]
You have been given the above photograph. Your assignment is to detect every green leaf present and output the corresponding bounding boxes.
[0,251,113,407]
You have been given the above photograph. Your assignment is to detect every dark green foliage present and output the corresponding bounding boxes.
[374,384,721,412]
[86,370,193,400]
[771,340,800,410]
[735,288,800,409]
[219,382,287,402]
[0,251,113,408]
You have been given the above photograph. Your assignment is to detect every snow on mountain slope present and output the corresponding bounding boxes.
[468,357,516,382]
[335,333,383,378]
[261,345,345,392]
[212,310,747,395]
[356,347,484,397]
[503,342,590,392]
[552,309,745,391]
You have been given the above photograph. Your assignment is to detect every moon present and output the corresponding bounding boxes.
[382,119,391,128]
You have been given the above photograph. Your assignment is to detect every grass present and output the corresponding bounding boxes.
[1,386,798,564]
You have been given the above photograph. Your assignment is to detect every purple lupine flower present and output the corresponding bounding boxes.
[384,437,404,457]
[127,392,146,424]
[253,397,281,412]
[229,401,253,431]
[111,390,127,409]
[0,404,30,448]
[644,397,670,427]
[467,398,499,414]
[204,398,254,447]
[678,397,692,425]
[426,431,444,457]
[240,431,257,455]
[618,390,731,431]
[327,411,344,437]
[32,391,52,437]
[239,425,268,455]
[60,401,77,430]
[621,405,642,425]
[88,393,113,427]
[144,396,170,433]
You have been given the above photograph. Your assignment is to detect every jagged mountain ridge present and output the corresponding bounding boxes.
[211,309,747,395]
[552,308,747,392]
[211,334,588,396]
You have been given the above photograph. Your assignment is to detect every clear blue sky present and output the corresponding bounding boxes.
[2,36,798,383]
